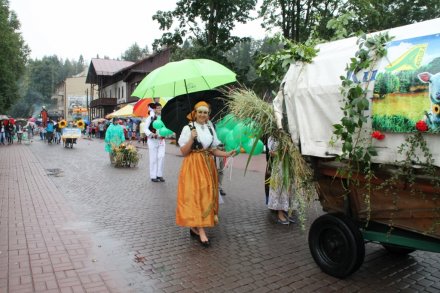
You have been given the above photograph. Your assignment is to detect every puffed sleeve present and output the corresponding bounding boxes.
[209,121,221,148]
[178,125,191,146]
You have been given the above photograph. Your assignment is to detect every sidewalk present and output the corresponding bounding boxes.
[0,145,127,293]
[0,140,267,293]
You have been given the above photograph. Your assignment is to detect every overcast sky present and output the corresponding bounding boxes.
[9,0,268,63]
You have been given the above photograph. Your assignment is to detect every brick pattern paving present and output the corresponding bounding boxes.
[1,139,440,292]
[0,145,129,293]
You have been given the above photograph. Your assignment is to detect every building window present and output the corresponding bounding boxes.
[122,86,124,99]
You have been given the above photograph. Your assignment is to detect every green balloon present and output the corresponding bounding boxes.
[240,134,251,144]
[225,131,240,151]
[243,138,264,155]
[233,145,241,156]
[159,127,173,136]
[216,120,225,129]
[216,127,230,142]
[152,120,165,130]
[232,122,245,141]
[222,114,238,130]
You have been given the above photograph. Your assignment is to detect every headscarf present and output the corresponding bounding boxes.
[186,101,210,121]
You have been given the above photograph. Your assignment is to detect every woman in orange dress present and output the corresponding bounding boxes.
[176,101,235,247]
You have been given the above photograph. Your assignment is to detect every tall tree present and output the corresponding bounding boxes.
[344,0,440,33]
[259,0,342,42]
[0,0,29,113]
[121,43,147,61]
[9,55,86,117]
[152,0,257,53]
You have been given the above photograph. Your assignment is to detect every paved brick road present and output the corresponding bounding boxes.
[1,138,440,292]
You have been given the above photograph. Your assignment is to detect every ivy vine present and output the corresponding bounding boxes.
[332,33,440,234]
[332,32,393,185]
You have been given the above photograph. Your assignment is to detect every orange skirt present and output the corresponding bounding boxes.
[176,150,219,227]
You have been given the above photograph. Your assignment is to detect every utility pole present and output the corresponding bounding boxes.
[86,88,89,123]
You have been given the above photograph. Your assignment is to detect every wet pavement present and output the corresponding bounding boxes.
[1,138,440,292]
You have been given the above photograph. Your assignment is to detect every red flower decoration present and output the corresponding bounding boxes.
[415,120,428,132]
[371,130,385,140]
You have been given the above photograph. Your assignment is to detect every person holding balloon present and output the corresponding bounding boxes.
[144,102,166,183]
[176,101,236,247]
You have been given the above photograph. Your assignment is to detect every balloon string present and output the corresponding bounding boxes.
[225,156,234,181]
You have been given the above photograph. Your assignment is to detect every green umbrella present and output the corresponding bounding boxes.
[132,59,237,98]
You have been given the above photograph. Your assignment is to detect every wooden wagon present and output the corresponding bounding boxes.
[273,18,440,278]
[308,159,440,278]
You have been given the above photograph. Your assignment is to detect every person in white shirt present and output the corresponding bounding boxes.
[148,97,162,117]
[176,101,236,247]
[139,118,147,145]
[144,103,166,182]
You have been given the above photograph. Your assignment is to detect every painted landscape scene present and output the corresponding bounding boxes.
[372,33,440,133]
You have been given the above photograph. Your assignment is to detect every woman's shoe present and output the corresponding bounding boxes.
[189,228,199,238]
[276,217,290,225]
[198,238,210,247]
[283,211,296,223]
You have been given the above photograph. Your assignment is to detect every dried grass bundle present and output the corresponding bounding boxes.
[227,88,318,229]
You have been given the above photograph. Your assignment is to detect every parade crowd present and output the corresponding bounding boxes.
[1,100,295,249]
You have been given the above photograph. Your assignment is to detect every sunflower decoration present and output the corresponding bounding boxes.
[111,142,140,167]
[59,119,67,129]
[76,119,85,129]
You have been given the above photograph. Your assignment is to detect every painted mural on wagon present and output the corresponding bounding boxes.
[372,33,440,133]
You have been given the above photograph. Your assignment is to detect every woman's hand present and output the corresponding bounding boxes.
[227,150,236,157]
[191,128,197,139]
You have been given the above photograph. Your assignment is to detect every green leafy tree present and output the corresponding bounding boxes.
[9,54,85,117]
[121,43,150,61]
[326,11,358,40]
[152,0,257,53]
[259,0,343,42]
[76,54,85,73]
[0,0,29,113]
[343,0,440,33]
[424,57,440,74]
[374,72,400,98]
[396,71,414,93]
[257,35,318,89]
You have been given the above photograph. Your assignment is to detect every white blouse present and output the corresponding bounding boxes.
[178,121,221,149]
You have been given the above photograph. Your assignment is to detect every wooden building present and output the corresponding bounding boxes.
[86,48,171,119]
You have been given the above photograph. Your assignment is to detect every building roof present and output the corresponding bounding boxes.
[86,59,134,84]
[86,48,171,85]
[90,59,134,76]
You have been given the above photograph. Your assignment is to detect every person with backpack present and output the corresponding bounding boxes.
[46,120,54,144]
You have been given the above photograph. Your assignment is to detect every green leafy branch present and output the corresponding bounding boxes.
[257,35,319,87]
[332,33,393,182]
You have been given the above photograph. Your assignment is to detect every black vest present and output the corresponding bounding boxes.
[189,123,214,150]
[148,116,157,134]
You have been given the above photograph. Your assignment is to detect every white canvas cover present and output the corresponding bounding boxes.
[275,18,440,167]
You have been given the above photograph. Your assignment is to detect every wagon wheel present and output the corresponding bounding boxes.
[382,244,415,255]
[308,213,365,278]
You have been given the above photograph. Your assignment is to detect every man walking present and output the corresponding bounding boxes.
[144,103,165,182]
